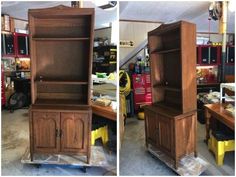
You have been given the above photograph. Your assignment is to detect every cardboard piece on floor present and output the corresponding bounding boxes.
[148,145,209,176]
[21,146,108,167]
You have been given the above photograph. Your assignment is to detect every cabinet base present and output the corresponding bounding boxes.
[147,144,208,176]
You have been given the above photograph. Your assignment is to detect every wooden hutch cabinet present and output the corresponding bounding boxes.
[145,21,197,169]
[28,5,94,163]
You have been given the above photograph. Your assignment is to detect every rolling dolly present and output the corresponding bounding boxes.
[21,146,109,173]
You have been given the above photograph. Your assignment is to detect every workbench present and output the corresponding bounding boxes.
[91,103,116,121]
[204,103,235,141]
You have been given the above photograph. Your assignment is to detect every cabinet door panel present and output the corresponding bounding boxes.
[145,109,157,146]
[157,115,173,155]
[210,47,217,64]
[61,112,89,152]
[201,47,209,64]
[32,112,60,152]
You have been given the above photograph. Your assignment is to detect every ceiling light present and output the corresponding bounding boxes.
[93,0,117,10]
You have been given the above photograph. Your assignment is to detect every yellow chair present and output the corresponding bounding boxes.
[91,125,109,146]
[208,131,235,165]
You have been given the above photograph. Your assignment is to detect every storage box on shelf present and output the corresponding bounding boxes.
[197,45,220,65]
[28,5,94,163]
[197,45,235,66]
[1,32,30,58]
[145,21,197,169]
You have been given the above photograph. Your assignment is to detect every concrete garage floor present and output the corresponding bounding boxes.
[120,117,235,176]
[1,109,116,176]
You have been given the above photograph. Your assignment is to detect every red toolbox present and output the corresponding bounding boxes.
[1,66,6,106]
[132,73,152,111]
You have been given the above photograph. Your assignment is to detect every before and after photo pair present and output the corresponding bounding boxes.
[1,0,235,176]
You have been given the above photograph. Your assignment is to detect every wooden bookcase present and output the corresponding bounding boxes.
[28,5,94,163]
[145,21,197,169]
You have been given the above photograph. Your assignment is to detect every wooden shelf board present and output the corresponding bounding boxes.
[151,48,180,54]
[35,80,88,85]
[31,104,91,111]
[145,103,182,117]
[32,37,90,41]
[35,98,87,106]
[153,84,181,92]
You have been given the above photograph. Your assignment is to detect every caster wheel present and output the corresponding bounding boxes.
[80,167,87,173]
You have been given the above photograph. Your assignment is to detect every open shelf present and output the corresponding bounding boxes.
[151,48,180,54]
[35,98,87,106]
[152,101,182,115]
[32,37,90,41]
[35,80,88,85]
[153,84,181,92]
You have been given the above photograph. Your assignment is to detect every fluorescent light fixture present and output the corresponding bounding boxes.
[92,0,117,10]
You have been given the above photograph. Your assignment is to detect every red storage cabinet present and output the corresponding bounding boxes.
[14,33,30,58]
[132,73,152,111]
[1,66,6,106]
[1,32,30,58]
[197,45,221,65]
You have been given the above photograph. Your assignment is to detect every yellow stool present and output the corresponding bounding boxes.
[208,132,235,165]
[91,125,109,146]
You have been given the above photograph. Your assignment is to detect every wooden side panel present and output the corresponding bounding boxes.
[181,22,197,113]
[150,53,164,103]
[175,113,197,158]
[60,112,89,153]
[29,13,37,104]
[87,12,94,105]
[144,108,158,146]
[157,114,174,156]
[32,112,60,153]
[148,35,162,52]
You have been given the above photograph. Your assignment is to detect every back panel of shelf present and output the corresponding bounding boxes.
[33,16,91,38]
[34,40,90,81]
[36,83,88,105]
[150,52,183,110]
[148,28,180,52]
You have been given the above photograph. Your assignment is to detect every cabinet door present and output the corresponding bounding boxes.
[61,112,89,152]
[157,115,173,155]
[2,33,15,56]
[209,47,218,64]
[145,109,157,146]
[200,47,209,64]
[16,35,29,56]
[32,112,60,153]
[227,46,235,63]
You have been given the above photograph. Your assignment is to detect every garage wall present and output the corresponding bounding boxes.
[95,27,112,43]
[119,21,161,61]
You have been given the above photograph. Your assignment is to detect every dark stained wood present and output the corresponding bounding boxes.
[28,5,94,164]
[30,104,91,111]
[32,112,60,153]
[60,112,90,152]
[204,103,235,141]
[148,20,197,113]
[157,114,173,155]
[145,106,197,169]
[145,109,157,146]
[145,21,197,169]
